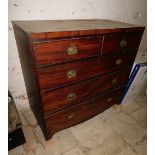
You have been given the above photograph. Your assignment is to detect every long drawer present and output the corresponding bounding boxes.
[34,36,102,66]
[44,88,124,138]
[41,69,130,114]
[37,51,137,91]
[102,32,142,54]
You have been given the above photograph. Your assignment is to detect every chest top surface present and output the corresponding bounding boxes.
[12,19,144,33]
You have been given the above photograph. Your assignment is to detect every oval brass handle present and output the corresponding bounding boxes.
[67,70,76,78]
[120,39,127,47]
[112,78,117,85]
[68,114,75,119]
[67,93,77,101]
[107,97,113,102]
[67,45,78,55]
[115,59,122,65]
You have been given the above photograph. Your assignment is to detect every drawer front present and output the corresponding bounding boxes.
[44,88,124,137]
[41,69,130,114]
[34,37,102,66]
[37,51,136,91]
[102,32,142,54]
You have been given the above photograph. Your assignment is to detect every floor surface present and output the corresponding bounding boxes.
[9,95,147,155]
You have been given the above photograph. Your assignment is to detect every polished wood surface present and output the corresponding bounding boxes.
[41,69,131,115]
[12,23,47,138]
[13,20,144,40]
[13,20,144,140]
[37,51,137,91]
[102,32,142,54]
[34,36,102,66]
[45,88,124,138]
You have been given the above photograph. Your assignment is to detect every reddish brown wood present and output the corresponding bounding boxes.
[44,88,124,139]
[37,51,137,91]
[29,27,144,40]
[41,69,131,115]
[34,36,102,66]
[12,20,144,140]
[12,24,47,137]
[102,32,142,54]
[13,20,145,40]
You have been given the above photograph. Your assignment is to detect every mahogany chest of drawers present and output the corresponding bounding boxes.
[13,20,144,140]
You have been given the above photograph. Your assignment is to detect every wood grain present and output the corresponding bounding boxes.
[102,32,142,54]
[41,69,131,115]
[13,20,144,40]
[44,87,124,139]
[37,51,137,91]
[34,36,102,66]
[12,20,144,140]
[12,24,47,137]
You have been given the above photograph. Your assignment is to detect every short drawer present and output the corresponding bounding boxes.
[44,88,124,138]
[102,32,142,54]
[37,51,137,91]
[41,69,130,114]
[34,36,102,66]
